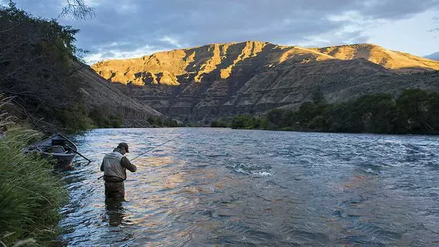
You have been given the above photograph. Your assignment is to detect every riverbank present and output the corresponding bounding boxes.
[0,128,68,246]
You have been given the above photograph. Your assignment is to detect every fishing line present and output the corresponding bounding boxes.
[130,132,186,161]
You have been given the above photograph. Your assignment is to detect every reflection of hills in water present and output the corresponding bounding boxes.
[92,42,439,121]
[60,128,439,246]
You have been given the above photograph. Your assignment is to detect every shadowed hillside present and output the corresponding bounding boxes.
[0,4,161,132]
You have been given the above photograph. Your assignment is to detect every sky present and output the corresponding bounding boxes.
[6,0,439,64]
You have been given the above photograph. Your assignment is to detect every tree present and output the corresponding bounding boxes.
[231,115,256,129]
[0,3,85,131]
[396,89,428,133]
[326,103,350,132]
[61,0,95,20]
[297,102,318,128]
[347,93,396,133]
[426,91,439,132]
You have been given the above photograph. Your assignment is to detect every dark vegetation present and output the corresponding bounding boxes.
[147,116,180,127]
[0,2,128,246]
[227,89,439,135]
[0,3,176,133]
[0,96,67,246]
[0,2,89,132]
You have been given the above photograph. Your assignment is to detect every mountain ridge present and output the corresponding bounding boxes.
[93,41,439,86]
[425,51,439,61]
[91,41,439,123]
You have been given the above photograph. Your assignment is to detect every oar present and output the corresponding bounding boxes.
[73,150,92,163]
[56,133,92,163]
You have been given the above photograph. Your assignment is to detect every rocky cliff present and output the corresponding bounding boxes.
[92,41,439,122]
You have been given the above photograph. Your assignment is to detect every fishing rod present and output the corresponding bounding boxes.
[130,132,186,161]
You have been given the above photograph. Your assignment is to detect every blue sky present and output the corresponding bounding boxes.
[7,0,439,64]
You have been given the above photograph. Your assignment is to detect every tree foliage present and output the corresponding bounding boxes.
[60,0,95,20]
[231,89,439,135]
[0,3,86,130]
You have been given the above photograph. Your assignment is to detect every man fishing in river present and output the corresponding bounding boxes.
[100,142,137,200]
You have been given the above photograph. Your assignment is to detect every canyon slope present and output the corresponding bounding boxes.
[92,41,439,122]
[73,63,162,126]
[2,61,162,131]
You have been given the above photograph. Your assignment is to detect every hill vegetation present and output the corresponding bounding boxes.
[228,89,439,135]
[0,3,162,133]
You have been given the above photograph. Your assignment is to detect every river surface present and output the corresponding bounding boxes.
[59,128,439,246]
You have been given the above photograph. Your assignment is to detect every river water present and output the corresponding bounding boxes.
[59,128,439,246]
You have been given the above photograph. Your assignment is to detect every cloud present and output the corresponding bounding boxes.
[14,0,439,63]
[160,36,184,48]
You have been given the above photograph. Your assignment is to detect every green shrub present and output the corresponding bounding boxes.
[88,108,123,128]
[0,128,68,246]
[231,115,257,129]
[147,117,179,127]
[163,118,180,127]
[57,103,94,132]
[210,120,228,128]
[229,89,439,134]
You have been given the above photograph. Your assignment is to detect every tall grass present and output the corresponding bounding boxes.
[0,96,68,246]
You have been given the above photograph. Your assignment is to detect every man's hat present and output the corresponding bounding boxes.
[117,142,129,153]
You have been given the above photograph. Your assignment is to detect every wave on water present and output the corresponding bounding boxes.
[60,128,439,246]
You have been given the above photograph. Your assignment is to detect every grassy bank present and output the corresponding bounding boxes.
[0,128,68,246]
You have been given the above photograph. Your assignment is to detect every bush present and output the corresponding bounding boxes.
[88,108,123,128]
[0,128,68,246]
[229,89,439,134]
[147,117,163,127]
[210,120,228,128]
[231,115,257,129]
[163,118,180,127]
[396,89,428,133]
[57,103,94,132]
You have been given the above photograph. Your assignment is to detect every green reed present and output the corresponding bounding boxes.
[0,128,68,246]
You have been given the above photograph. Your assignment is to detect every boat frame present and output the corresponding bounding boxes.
[25,133,78,168]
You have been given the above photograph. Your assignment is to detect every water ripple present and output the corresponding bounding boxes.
[59,128,439,245]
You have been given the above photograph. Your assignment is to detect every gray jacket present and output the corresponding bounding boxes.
[100,148,137,181]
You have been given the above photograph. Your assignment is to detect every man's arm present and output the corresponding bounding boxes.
[100,160,104,171]
[121,157,137,172]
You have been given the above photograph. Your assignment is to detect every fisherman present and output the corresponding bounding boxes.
[101,142,137,200]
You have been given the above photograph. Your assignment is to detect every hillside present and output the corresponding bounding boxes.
[426,51,439,61]
[92,41,439,123]
[2,61,162,132]
[314,44,439,72]
[72,63,162,125]
[0,5,161,132]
